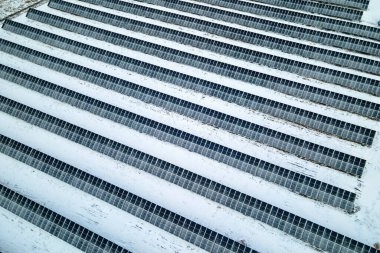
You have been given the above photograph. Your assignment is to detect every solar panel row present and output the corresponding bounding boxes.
[316,0,369,10]
[0,128,357,218]
[80,0,380,42]
[21,12,380,104]
[0,38,368,176]
[82,0,380,52]
[0,184,131,253]
[180,0,374,39]
[3,22,377,143]
[0,67,359,212]
[1,35,375,147]
[31,8,380,120]
[21,14,380,122]
[49,0,380,80]
[0,138,258,253]
[1,0,378,251]
[0,111,374,253]
[3,47,375,152]
[0,181,257,253]
[27,8,380,77]
[225,0,363,20]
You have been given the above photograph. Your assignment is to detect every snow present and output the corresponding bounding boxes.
[362,0,380,26]
[0,0,380,252]
[0,0,45,20]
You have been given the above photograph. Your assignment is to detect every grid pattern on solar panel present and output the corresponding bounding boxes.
[27,8,380,78]
[2,23,377,149]
[0,91,361,212]
[0,39,368,176]
[0,184,130,253]
[7,14,380,118]
[175,0,374,39]
[80,0,380,43]
[0,66,360,211]
[0,132,373,253]
[52,0,380,95]
[27,10,380,122]
[0,140,258,253]
[20,14,380,105]
[49,0,379,81]
[7,17,379,135]
[81,0,380,52]
[227,0,363,20]
[0,130,358,235]
[30,5,379,100]
[317,0,369,10]
[210,0,371,34]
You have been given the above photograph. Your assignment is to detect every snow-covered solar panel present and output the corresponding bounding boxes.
[49,0,380,93]
[230,0,363,20]
[0,39,368,176]
[0,48,375,147]
[81,0,380,42]
[2,94,362,212]
[3,21,377,143]
[0,0,379,251]
[179,0,374,38]
[27,8,380,77]
[79,0,380,52]
[0,132,357,219]
[0,120,374,253]
[0,184,131,253]
[0,137,258,253]
[4,20,380,122]
[314,0,370,10]
[0,68,364,209]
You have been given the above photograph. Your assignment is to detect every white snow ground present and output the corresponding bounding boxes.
[362,0,380,26]
[0,0,380,252]
[0,0,44,20]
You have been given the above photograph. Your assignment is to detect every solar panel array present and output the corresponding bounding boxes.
[26,7,380,118]
[136,0,380,43]
[50,0,380,77]
[0,183,132,253]
[0,99,374,253]
[0,0,379,252]
[318,0,369,10]
[231,0,363,20]
[0,66,359,212]
[173,0,380,39]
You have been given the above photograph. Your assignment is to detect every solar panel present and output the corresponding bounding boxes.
[22,66,380,154]
[172,0,375,39]
[0,131,373,253]
[0,92,359,213]
[225,0,363,21]
[0,0,378,252]
[2,22,379,139]
[314,0,369,10]
[0,183,131,253]
[0,138,258,253]
[79,0,380,51]
[21,11,380,97]
[0,39,368,176]
[49,0,380,80]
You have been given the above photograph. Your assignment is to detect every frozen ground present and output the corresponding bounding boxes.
[0,0,44,20]
[0,0,380,252]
